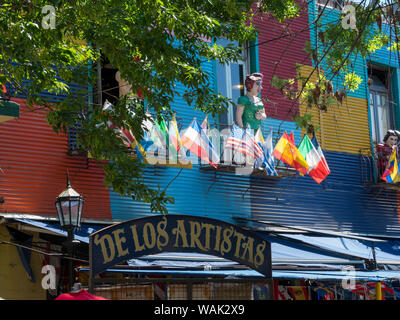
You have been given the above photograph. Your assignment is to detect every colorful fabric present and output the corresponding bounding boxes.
[225,124,263,159]
[168,114,186,162]
[150,116,168,149]
[382,150,399,183]
[311,136,330,174]
[298,134,330,183]
[377,143,394,175]
[201,116,208,136]
[244,125,263,159]
[254,128,278,176]
[56,289,108,300]
[273,131,309,175]
[181,118,219,167]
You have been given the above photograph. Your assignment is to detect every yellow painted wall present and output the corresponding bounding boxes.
[299,65,371,155]
[0,225,46,300]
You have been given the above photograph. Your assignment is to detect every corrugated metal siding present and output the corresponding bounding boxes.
[110,165,251,225]
[0,98,111,221]
[299,65,370,154]
[250,150,400,237]
[309,5,368,100]
[253,1,312,121]
[369,23,400,68]
[109,60,252,224]
[261,117,301,146]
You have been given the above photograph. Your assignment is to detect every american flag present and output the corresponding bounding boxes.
[225,124,263,159]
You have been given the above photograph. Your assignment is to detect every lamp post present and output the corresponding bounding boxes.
[55,172,84,291]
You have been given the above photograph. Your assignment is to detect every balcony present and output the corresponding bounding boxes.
[359,146,400,190]
[199,126,297,178]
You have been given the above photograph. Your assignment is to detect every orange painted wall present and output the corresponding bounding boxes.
[0,98,111,221]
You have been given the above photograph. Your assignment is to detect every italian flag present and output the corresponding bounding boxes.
[298,134,330,184]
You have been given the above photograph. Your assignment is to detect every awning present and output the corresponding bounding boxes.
[77,267,400,282]
[126,237,365,270]
[0,100,19,122]
[275,233,400,265]
[7,217,400,276]
[9,218,106,243]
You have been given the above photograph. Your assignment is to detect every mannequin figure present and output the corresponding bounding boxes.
[236,73,266,130]
[377,129,398,174]
[115,70,133,98]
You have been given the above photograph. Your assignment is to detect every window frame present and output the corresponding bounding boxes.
[369,67,395,146]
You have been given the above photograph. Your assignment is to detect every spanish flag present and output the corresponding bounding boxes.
[273,131,309,175]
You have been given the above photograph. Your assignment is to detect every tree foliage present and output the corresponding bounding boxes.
[0,0,259,213]
[1,0,399,213]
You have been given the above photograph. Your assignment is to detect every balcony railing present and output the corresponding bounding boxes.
[359,146,400,189]
[199,124,297,178]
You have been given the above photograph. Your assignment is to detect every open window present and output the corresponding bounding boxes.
[215,39,248,130]
[214,40,249,166]
[368,66,395,147]
[360,66,399,186]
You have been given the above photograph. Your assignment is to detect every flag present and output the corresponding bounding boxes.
[255,128,278,176]
[181,118,219,168]
[273,131,309,175]
[311,136,331,180]
[289,132,295,144]
[150,116,168,149]
[298,134,330,183]
[225,124,263,159]
[101,100,137,149]
[138,113,154,153]
[382,149,399,183]
[201,116,208,136]
[244,125,264,159]
[288,286,309,300]
[168,114,186,163]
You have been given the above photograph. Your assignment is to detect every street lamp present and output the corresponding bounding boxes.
[55,172,84,291]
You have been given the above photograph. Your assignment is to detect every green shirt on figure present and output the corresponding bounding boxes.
[237,95,264,130]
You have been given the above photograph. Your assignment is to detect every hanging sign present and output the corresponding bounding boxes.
[89,215,271,277]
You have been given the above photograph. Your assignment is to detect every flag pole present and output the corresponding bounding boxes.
[376,282,382,300]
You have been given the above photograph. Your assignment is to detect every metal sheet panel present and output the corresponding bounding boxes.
[369,24,399,68]
[299,65,370,154]
[253,1,312,121]
[110,164,251,225]
[308,5,368,100]
[250,150,400,237]
[0,98,111,221]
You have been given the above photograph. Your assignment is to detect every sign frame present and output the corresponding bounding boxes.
[89,215,271,292]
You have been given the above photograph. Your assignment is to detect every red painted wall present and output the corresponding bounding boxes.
[253,1,312,121]
[0,98,111,221]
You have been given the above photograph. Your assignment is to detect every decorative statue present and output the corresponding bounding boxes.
[377,129,398,174]
[115,70,133,98]
[236,72,266,130]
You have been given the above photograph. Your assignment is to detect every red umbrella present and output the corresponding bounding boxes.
[56,288,108,300]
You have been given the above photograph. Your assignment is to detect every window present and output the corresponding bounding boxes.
[368,67,394,146]
[215,39,248,166]
[215,39,248,129]
[69,53,119,156]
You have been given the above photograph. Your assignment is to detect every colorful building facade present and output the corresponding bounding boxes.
[1,1,400,300]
